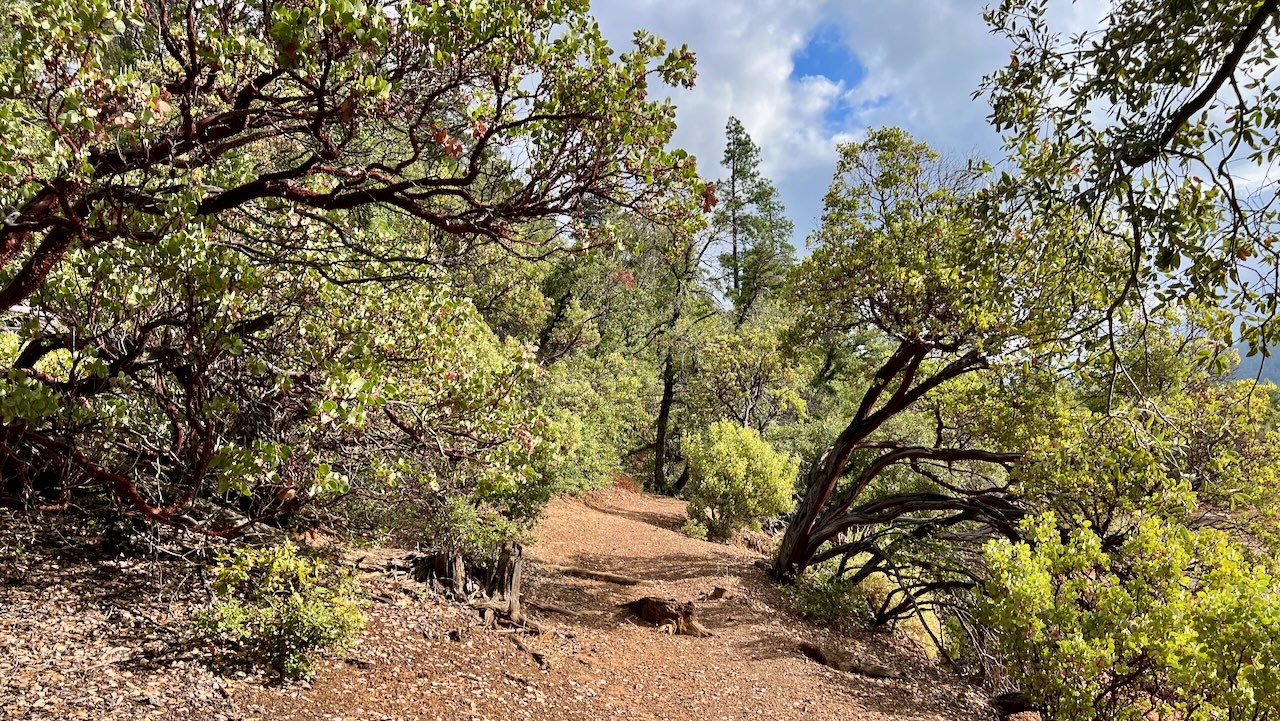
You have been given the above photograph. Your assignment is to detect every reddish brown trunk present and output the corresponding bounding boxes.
[773,344,988,581]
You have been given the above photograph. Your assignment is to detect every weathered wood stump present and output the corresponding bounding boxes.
[397,543,544,632]
[470,543,545,632]
[707,586,733,600]
[618,597,713,637]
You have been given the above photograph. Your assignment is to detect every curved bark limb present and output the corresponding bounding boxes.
[773,345,989,580]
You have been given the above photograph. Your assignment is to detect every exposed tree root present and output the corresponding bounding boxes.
[540,563,645,586]
[618,596,713,637]
[798,642,899,679]
[524,598,582,618]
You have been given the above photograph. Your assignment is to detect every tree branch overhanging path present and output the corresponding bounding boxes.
[0,0,706,534]
[770,128,1125,592]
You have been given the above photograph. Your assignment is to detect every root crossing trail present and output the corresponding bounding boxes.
[514,488,993,721]
[246,488,997,720]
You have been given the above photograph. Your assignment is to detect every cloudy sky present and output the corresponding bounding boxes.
[592,1,1106,245]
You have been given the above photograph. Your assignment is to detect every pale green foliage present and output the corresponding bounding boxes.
[685,316,805,431]
[329,288,558,553]
[0,0,701,215]
[792,127,1124,352]
[680,518,709,541]
[984,0,1280,353]
[681,420,797,540]
[1016,379,1280,554]
[985,516,1280,721]
[194,543,365,679]
[0,0,706,542]
[762,339,883,481]
[983,368,1280,719]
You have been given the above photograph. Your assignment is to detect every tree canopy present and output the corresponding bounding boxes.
[984,0,1280,357]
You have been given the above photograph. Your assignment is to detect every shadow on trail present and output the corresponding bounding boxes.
[581,500,686,532]
[559,550,755,582]
[728,624,992,720]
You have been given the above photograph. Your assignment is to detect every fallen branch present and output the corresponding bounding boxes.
[524,598,582,618]
[540,563,645,586]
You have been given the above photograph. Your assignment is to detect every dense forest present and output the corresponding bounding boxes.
[2,1,1280,720]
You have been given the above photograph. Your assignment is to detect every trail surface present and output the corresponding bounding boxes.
[0,489,996,720]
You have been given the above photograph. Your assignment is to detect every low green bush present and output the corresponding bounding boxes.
[983,515,1280,721]
[194,542,365,679]
[781,561,884,631]
[681,421,798,540]
[680,518,709,541]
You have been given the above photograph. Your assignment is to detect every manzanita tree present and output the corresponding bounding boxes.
[984,0,1280,356]
[0,0,705,535]
[771,128,1126,588]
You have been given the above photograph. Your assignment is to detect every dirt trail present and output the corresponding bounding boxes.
[245,487,995,720]
[0,490,996,720]
[517,488,993,721]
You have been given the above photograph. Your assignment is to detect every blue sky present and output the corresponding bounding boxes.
[591,1,1107,246]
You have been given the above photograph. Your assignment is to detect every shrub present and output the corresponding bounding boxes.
[680,519,709,541]
[194,542,365,679]
[983,514,1280,721]
[781,563,878,631]
[681,421,798,540]
[534,354,654,495]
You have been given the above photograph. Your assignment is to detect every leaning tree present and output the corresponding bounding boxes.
[770,128,1128,595]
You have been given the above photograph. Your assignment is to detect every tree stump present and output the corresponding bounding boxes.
[618,597,713,637]
[409,543,544,632]
[410,550,467,595]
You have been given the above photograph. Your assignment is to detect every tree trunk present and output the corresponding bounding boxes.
[487,542,525,622]
[668,462,690,495]
[653,351,676,491]
[773,345,989,581]
[773,450,838,580]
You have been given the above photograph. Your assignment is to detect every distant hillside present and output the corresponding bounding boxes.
[1233,344,1280,385]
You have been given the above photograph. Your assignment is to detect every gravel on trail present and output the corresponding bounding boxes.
[1,487,998,720]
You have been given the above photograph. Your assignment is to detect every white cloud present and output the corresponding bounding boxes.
[593,0,828,168]
[825,2,1008,159]
[593,0,839,238]
[590,0,1107,243]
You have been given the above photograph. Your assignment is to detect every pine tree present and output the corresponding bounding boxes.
[712,118,795,323]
